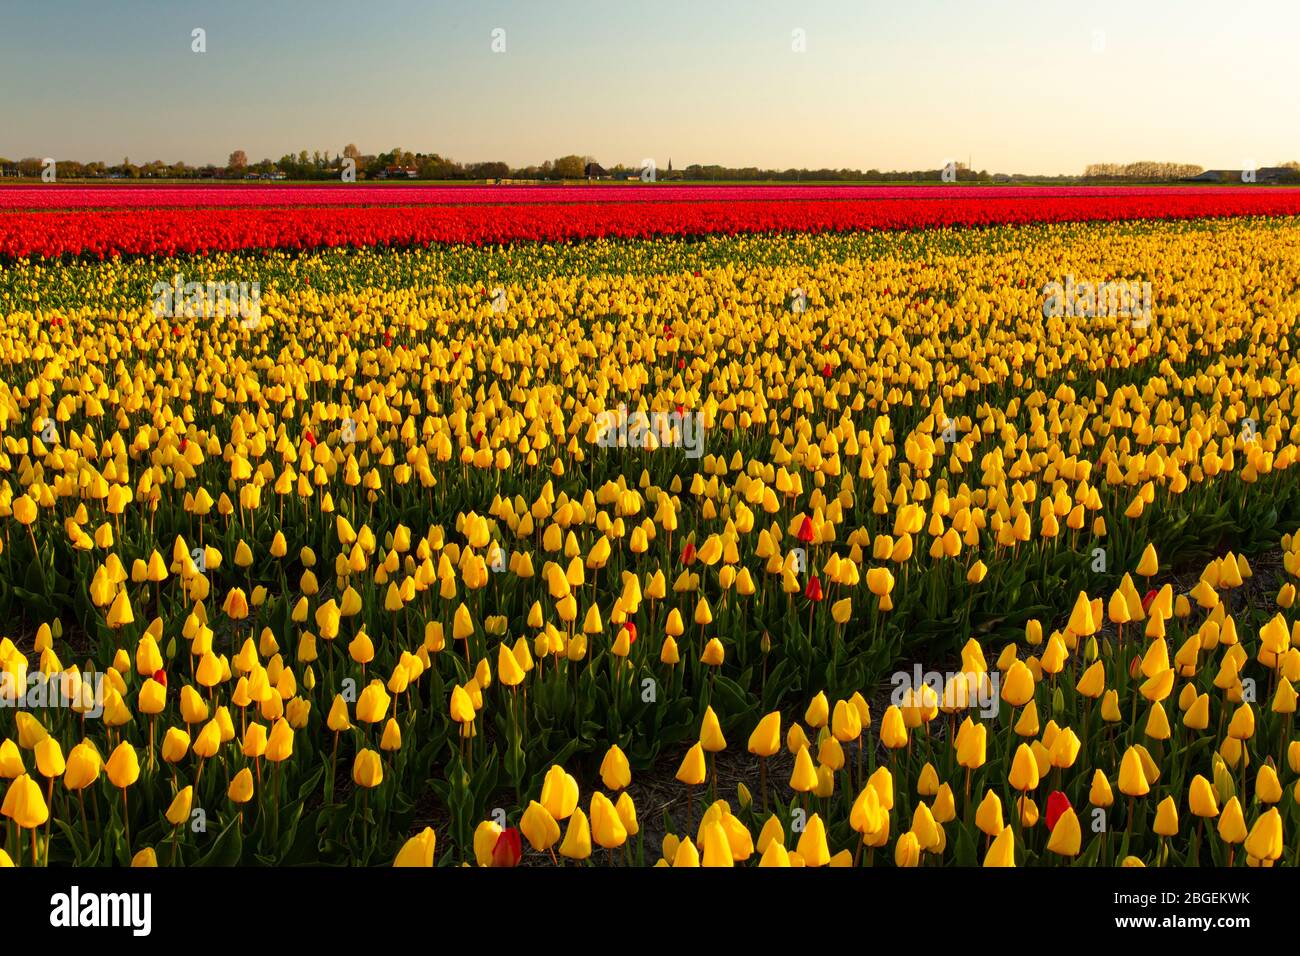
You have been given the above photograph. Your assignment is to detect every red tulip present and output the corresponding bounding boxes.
[1141,588,1158,612]
[822,363,832,377]
[153,669,167,687]
[681,542,696,566]
[305,429,317,448]
[797,516,815,544]
[5,188,1300,258]
[1045,790,1071,831]
[621,622,637,646]
[492,827,522,867]
[805,575,824,602]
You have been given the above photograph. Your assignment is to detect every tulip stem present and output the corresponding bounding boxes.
[328,731,340,803]
[273,762,283,844]
[43,778,54,865]
[78,789,89,846]
[121,789,131,856]
[1003,705,1017,805]
[1011,795,1023,864]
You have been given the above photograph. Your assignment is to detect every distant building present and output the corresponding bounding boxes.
[584,162,608,180]
[1188,167,1297,184]
[377,165,418,180]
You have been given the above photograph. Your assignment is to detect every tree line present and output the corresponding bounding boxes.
[0,147,598,181]
[3,148,1296,182]
[1083,161,1300,181]
[1082,161,1206,180]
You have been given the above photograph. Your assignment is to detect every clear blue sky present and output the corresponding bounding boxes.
[1,0,1296,174]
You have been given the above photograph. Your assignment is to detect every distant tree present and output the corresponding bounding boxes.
[468,161,509,180]
[1084,161,1203,182]
[228,150,248,172]
[417,153,462,179]
[549,155,587,180]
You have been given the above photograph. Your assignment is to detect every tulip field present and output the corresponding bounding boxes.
[2,185,1300,868]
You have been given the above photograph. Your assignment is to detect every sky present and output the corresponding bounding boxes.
[1,0,1297,175]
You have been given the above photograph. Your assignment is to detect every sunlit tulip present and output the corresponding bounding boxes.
[394,827,438,867]
[599,745,631,791]
[521,801,561,852]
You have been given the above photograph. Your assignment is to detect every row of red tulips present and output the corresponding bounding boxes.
[1,184,1288,211]
[5,193,1300,258]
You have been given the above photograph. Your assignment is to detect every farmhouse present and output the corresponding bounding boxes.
[1188,167,1298,184]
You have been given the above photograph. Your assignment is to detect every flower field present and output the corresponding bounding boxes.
[6,185,1300,258]
[0,183,1291,209]
[2,196,1300,868]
